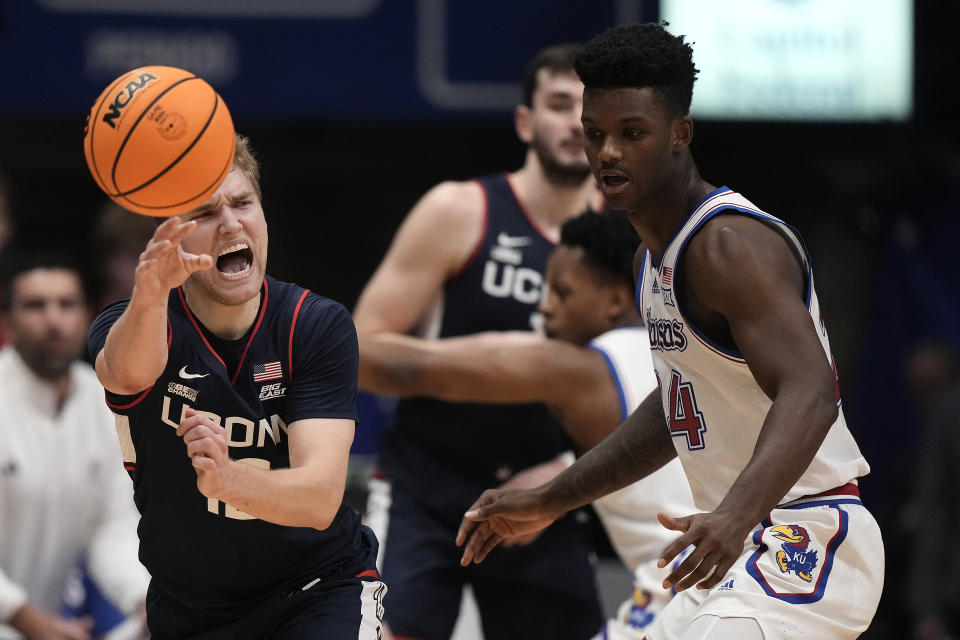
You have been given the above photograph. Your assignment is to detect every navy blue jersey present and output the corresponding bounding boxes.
[87,276,369,616]
[380,174,587,516]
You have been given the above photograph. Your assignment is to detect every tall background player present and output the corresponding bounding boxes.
[353,44,607,639]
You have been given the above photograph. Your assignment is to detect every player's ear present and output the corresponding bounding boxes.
[515,104,534,144]
[671,116,693,151]
[607,284,633,322]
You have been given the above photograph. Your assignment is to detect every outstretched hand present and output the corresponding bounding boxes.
[655,509,751,592]
[135,217,212,300]
[455,487,560,565]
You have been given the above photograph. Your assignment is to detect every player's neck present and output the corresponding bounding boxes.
[182,285,262,341]
[509,156,602,242]
[626,166,714,266]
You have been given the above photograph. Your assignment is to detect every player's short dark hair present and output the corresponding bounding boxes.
[522,43,580,107]
[0,248,89,311]
[560,210,639,289]
[574,22,698,118]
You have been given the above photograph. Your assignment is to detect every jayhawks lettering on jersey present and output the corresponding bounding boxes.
[638,187,869,512]
[588,326,695,571]
[380,174,576,515]
[87,276,370,616]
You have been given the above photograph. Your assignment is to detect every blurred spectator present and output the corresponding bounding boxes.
[904,338,960,640]
[0,251,148,640]
[91,202,155,312]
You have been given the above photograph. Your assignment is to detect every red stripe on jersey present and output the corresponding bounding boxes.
[288,289,310,382]
[505,173,556,245]
[355,569,379,579]
[451,179,490,279]
[177,288,227,371]
[230,278,269,386]
[105,385,153,409]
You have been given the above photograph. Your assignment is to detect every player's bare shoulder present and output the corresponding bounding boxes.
[684,213,805,307]
[417,179,485,225]
[408,179,486,264]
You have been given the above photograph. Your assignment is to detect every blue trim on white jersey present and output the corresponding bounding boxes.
[636,249,648,313]
[668,204,817,361]
[651,186,732,270]
[589,345,629,421]
[780,498,862,510]
[746,505,850,604]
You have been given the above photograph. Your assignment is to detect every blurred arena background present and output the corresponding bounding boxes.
[1,1,958,637]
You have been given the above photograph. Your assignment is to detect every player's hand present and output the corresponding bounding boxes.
[134,217,213,301]
[456,487,559,565]
[497,456,569,547]
[9,603,94,640]
[177,407,235,498]
[655,509,751,592]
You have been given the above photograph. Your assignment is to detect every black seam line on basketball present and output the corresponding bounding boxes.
[123,124,232,210]
[88,73,135,194]
[121,96,232,209]
[115,84,219,200]
[109,75,200,195]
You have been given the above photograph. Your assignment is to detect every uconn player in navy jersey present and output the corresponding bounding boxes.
[458,24,882,640]
[354,46,606,639]
[87,135,385,640]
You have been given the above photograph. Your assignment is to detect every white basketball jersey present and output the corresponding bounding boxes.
[638,187,869,512]
[589,326,696,571]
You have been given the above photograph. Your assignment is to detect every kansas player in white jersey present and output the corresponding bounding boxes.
[360,211,696,637]
[456,23,883,639]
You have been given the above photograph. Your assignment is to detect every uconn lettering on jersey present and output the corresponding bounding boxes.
[160,395,289,447]
[481,232,544,305]
[646,309,688,352]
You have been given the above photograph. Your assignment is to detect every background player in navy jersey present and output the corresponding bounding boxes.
[457,23,882,640]
[87,135,386,639]
[353,44,606,639]
[360,211,697,639]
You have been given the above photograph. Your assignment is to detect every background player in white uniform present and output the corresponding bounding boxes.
[456,23,883,640]
[360,211,696,638]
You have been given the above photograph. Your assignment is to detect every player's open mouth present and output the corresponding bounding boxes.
[601,175,628,187]
[600,174,630,195]
[216,242,254,279]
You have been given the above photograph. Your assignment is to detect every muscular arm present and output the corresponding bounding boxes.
[179,412,354,529]
[353,181,485,336]
[542,388,676,511]
[96,219,212,395]
[687,216,838,529]
[359,331,619,452]
[457,388,675,561]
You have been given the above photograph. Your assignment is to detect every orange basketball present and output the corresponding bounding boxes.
[83,65,235,217]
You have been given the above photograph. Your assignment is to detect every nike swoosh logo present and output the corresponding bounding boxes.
[178,366,210,380]
[497,232,532,248]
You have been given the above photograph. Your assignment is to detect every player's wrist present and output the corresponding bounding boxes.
[130,283,172,310]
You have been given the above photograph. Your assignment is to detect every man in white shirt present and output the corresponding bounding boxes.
[0,253,148,640]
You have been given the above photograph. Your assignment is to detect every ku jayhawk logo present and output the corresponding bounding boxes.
[770,524,819,583]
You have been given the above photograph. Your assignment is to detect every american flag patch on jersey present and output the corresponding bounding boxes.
[661,266,674,287]
[252,361,282,382]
